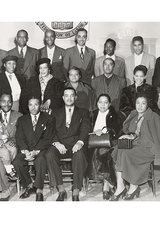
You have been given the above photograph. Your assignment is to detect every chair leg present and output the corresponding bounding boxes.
[16,178,20,196]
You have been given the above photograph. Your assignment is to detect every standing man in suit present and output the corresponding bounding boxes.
[0,93,22,181]
[7,29,39,79]
[94,38,125,79]
[39,30,66,82]
[91,58,126,111]
[45,87,90,201]
[0,56,26,112]
[125,36,156,85]
[0,49,7,72]
[63,28,95,85]
[12,97,55,201]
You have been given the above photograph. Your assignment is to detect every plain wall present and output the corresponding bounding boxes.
[1,22,160,59]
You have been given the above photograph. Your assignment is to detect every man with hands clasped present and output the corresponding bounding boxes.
[12,96,55,201]
[45,87,90,201]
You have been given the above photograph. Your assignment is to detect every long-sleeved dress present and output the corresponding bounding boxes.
[113,107,160,185]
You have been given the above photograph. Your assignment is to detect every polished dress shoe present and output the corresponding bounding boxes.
[103,191,110,200]
[56,191,67,201]
[123,187,141,200]
[72,195,79,201]
[19,187,36,199]
[36,192,43,201]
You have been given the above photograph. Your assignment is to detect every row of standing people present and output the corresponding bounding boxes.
[1,29,160,87]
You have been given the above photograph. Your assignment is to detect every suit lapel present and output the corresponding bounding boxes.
[52,46,59,62]
[141,52,147,65]
[73,46,83,66]
[83,46,91,67]
[67,107,80,136]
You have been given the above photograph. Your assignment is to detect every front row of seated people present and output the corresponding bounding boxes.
[0,87,160,201]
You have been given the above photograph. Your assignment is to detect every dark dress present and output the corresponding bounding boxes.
[19,75,64,114]
[113,108,160,185]
[119,82,160,117]
[87,106,121,186]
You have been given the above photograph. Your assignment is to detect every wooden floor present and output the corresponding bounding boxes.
[8,167,160,201]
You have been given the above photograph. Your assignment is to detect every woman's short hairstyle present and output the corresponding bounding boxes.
[135,93,152,108]
[96,93,111,105]
[68,66,82,79]
[133,65,148,76]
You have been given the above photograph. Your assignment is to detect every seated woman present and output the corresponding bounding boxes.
[0,158,10,201]
[88,94,121,200]
[119,65,160,117]
[20,58,64,114]
[110,93,160,201]
[65,66,93,111]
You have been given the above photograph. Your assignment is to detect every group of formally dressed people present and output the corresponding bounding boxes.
[0,27,160,201]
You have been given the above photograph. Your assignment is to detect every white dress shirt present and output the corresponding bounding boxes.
[30,112,40,125]
[18,45,27,57]
[47,46,55,63]
[134,52,143,67]
[1,110,11,125]
[77,44,86,55]
[105,54,116,61]
[93,110,109,132]
[5,71,21,101]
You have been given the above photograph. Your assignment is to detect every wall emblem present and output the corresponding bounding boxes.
[36,22,88,39]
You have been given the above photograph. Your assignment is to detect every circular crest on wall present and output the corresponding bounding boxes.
[35,22,88,39]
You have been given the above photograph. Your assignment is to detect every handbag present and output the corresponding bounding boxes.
[88,132,112,148]
[117,139,133,149]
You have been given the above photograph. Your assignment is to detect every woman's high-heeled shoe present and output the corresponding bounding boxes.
[109,188,127,201]
[123,186,140,200]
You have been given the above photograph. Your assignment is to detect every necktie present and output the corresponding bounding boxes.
[33,115,37,131]
[80,48,84,61]
[20,48,24,58]
[4,113,8,126]
[66,108,72,128]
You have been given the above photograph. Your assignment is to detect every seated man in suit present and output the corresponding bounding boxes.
[0,93,22,181]
[91,58,126,111]
[7,29,39,79]
[125,36,156,85]
[63,28,95,85]
[12,96,55,201]
[94,38,125,79]
[39,30,66,82]
[45,87,90,201]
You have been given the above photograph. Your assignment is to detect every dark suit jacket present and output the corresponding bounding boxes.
[19,75,64,114]
[91,74,126,111]
[63,45,95,85]
[15,112,55,152]
[52,106,90,147]
[0,72,26,109]
[0,110,22,141]
[7,46,39,79]
[39,45,66,82]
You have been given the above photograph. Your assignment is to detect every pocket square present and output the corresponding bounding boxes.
[59,55,62,59]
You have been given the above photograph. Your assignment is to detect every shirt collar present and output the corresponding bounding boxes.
[1,110,11,118]
[104,74,113,79]
[47,45,55,51]
[134,52,143,58]
[18,45,27,53]
[77,44,86,53]
[105,54,115,61]
[5,71,15,76]
[30,112,40,121]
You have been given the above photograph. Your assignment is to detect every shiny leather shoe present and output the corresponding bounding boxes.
[123,187,140,200]
[36,193,43,201]
[72,195,79,201]
[109,188,127,201]
[19,187,36,199]
[56,191,67,201]
[103,191,110,200]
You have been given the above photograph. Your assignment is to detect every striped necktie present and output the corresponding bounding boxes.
[80,48,84,61]
[33,115,37,131]
[20,48,24,58]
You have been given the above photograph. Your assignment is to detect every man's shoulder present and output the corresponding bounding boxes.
[86,46,95,54]
[125,54,133,63]
[143,52,156,60]
[7,47,17,54]
[55,45,65,52]
[65,46,76,53]
[11,110,23,118]
[95,55,105,62]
